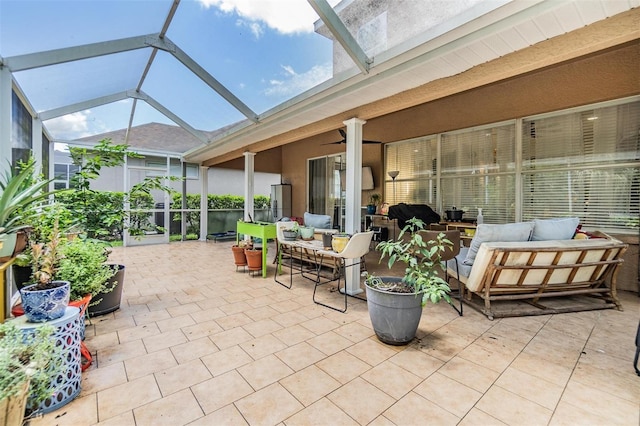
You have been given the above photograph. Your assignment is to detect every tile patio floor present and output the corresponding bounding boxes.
[31,240,639,425]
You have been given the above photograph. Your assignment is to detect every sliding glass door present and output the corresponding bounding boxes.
[308,154,345,231]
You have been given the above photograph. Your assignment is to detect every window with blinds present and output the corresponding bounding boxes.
[522,101,639,231]
[384,98,638,232]
[385,137,437,205]
[441,123,516,223]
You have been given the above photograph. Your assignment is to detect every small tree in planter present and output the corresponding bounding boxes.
[363,217,452,345]
[20,223,70,323]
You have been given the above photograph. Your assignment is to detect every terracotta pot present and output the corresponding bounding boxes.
[231,245,247,266]
[244,248,263,271]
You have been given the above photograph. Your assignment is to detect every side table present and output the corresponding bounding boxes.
[13,307,82,414]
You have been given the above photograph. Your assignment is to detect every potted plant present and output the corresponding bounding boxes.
[367,193,382,215]
[0,322,61,426]
[14,202,77,290]
[56,238,115,303]
[282,221,299,241]
[363,217,452,345]
[231,239,252,270]
[0,160,54,262]
[244,245,263,273]
[88,263,125,317]
[19,224,70,323]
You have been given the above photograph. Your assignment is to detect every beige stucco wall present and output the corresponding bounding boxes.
[276,41,639,292]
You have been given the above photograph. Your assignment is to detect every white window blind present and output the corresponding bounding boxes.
[522,101,639,231]
[383,98,638,232]
[441,123,516,223]
[385,137,437,205]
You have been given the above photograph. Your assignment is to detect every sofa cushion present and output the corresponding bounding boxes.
[304,212,332,230]
[531,217,579,241]
[446,248,473,280]
[463,222,534,265]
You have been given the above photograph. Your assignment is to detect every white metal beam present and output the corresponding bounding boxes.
[149,37,259,123]
[308,0,371,74]
[39,92,130,121]
[131,91,208,144]
[38,89,208,145]
[4,34,157,72]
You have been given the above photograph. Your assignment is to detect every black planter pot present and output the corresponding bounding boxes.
[12,264,32,291]
[88,264,125,317]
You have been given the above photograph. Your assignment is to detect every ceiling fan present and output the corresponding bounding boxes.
[323,129,382,145]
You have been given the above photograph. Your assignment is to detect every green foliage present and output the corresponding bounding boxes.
[0,322,62,407]
[56,238,115,301]
[368,193,382,206]
[56,190,125,240]
[167,194,271,236]
[364,217,452,306]
[208,194,245,209]
[63,138,179,240]
[0,160,55,236]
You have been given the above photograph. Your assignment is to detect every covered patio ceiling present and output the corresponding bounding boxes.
[1,0,637,165]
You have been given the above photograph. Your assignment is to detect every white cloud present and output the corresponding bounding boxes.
[198,0,339,34]
[235,18,264,39]
[264,62,332,98]
[44,111,109,140]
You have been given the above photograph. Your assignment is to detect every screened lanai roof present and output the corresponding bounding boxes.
[1,0,636,165]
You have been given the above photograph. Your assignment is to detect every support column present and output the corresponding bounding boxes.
[243,152,256,243]
[199,165,209,241]
[343,117,366,295]
[0,67,12,175]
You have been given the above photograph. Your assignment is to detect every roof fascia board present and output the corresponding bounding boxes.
[149,36,259,123]
[307,0,370,74]
[132,91,208,144]
[61,139,185,158]
[39,91,130,121]
[4,34,158,72]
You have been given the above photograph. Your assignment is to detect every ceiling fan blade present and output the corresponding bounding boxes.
[363,139,382,144]
[321,140,344,145]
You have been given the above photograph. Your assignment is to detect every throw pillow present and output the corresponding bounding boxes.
[304,212,332,230]
[530,217,580,241]
[463,222,534,265]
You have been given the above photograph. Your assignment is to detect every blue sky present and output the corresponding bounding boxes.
[0,0,339,140]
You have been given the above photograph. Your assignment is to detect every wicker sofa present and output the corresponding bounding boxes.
[446,219,628,320]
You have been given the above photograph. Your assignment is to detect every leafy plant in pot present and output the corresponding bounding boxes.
[0,322,62,425]
[363,217,452,345]
[0,160,55,262]
[56,238,116,316]
[367,193,381,215]
[19,225,70,323]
